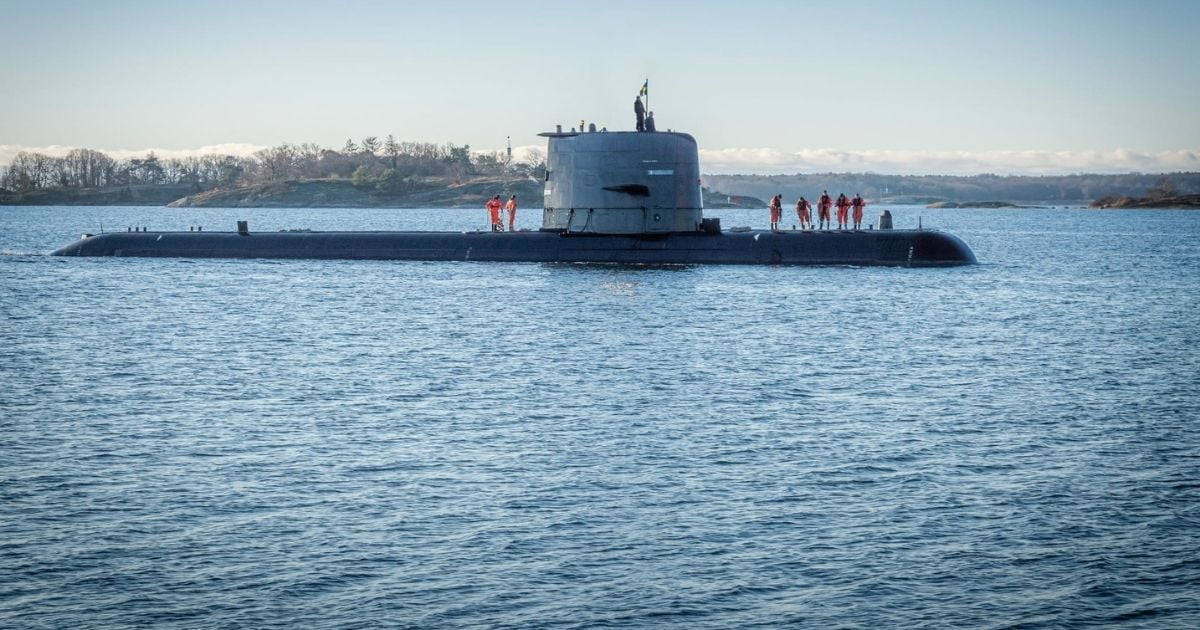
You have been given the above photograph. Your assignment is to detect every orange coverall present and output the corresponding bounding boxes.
[796,199,811,226]
[486,198,502,230]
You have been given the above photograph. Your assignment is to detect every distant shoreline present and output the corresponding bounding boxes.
[6,141,1196,210]
[0,178,543,209]
[0,178,767,209]
[2,178,1197,210]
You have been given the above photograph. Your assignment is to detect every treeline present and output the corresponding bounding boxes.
[0,136,546,193]
[702,172,1200,203]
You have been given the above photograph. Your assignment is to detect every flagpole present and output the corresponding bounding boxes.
[645,78,649,115]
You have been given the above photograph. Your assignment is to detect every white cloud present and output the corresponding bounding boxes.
[473,145,545,164]
[699,147,1200,176]
[0,143,266,165]
[510,146,545,164]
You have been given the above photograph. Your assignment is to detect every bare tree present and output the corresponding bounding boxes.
[254,144,299,181]
[62,148,116,188]
[5,152,46,190]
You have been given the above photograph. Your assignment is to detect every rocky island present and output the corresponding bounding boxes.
[1089,194,1200,209]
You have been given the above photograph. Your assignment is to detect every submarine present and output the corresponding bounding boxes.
[52,127,976,266]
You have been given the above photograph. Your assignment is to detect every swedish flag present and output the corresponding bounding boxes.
[639,80,648,96]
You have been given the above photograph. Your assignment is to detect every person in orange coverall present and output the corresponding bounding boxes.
[505,195,517,231]
[851,193,865,230]
[818,191,832,230]
[796,196,812,230]
[485,195,502,231]
[769,194,782,231]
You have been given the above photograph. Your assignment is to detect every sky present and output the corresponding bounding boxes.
[1,0,1198,175]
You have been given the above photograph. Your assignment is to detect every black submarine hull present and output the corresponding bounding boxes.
[51,229,975,266]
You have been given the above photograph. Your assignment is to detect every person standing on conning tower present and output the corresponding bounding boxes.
[769,194,783,231]
[851,193,865,230]
[634,95,646,131]
[645,111,656,132]
[506,195,518,231]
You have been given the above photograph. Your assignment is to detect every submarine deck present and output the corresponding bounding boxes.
[52,229,976,266]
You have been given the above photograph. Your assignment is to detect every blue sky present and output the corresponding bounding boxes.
[1,0,1197,174]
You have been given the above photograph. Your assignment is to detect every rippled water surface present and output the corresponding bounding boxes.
[2,206,1199,628]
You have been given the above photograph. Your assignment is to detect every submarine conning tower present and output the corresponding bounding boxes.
[539,129,703,234]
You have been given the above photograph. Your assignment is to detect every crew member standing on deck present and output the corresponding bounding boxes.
[818,190,832,230]
[505,195,518,231]
[796,196,812,230]
[851,193,865,229]
[486,195,502,232]
[835,193,849,230]
[769,194,783,231]
[634,96,646,132]
[645,111,656,132]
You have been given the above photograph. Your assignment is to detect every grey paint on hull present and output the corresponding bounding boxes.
[52,229,976,266]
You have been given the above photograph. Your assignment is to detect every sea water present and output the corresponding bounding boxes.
[2,206,1198,627]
